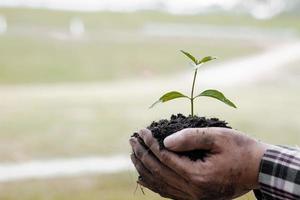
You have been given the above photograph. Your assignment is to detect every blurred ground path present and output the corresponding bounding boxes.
[188,41,300,87]
[0,155,133,182]
[1,41,300,101]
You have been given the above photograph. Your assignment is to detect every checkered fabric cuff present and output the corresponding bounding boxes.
[255,146,300,200]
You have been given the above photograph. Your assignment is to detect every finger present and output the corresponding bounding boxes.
[130,153,153,181]
[137,179,158,194]
[138,178,190,200]
[138,129,198,177]
[132,154,189,200]
[164,128,217,152]
[130,137,188,190]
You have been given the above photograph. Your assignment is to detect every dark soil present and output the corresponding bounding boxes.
[134,113,231,161]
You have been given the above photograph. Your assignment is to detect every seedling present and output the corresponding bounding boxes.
[150,50,237,116]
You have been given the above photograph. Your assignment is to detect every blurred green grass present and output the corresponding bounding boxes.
[0,7,299,200]
[0,173,163,200]
[0,172,256,200]
[0,34,261,84]
[2,7,297,84]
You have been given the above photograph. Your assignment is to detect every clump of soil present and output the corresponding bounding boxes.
[135,113,231,161]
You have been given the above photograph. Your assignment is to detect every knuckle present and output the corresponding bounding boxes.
[197,134,215,147]
[189,173,206,185]
[152,167,161,175]
[182,128,195,135]
[188,173,199,183]
[145,137,154,148]
[135,148,144,159]
[160,151,170,162]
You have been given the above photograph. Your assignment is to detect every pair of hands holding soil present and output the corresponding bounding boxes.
[129,128,268,200]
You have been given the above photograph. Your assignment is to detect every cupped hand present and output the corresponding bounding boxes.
[130,128,269,200]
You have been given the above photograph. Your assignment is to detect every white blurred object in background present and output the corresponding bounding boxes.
[0,155,133,182]
[0,15,7,34]
[69,17,85,37]
[246,0,286,19]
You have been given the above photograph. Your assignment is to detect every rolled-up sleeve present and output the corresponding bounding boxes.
[254,146,300,200]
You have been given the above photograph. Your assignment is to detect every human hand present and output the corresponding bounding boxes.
[130,128,268,200]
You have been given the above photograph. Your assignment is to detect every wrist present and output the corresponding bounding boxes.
[247,141,270,189]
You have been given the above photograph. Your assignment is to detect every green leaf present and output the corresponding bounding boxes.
[195,89,237,108]
[198,56,216,65]
[150,91,189,108]
[180,50,198,65]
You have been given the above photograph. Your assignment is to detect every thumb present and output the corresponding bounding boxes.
[163,128,216,152]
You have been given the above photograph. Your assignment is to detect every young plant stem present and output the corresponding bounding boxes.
[190,69,198,117]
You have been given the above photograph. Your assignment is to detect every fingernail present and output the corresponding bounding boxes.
[163,131,182,148]
[164,135,176,148]
[163,135,175,148]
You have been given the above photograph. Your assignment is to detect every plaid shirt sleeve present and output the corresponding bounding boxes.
[254,145,300,200]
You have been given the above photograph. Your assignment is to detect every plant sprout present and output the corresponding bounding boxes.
[150,50,237,116]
